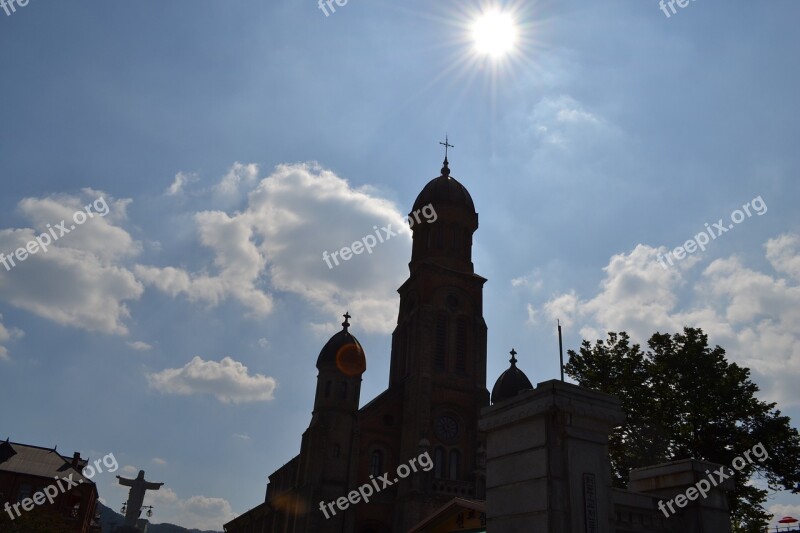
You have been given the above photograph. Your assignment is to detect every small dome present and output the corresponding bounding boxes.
[412,159,476,214]
[316,312,366,376]
[491,349,533,404]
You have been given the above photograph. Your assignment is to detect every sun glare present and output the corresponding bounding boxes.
[472,10,518,58]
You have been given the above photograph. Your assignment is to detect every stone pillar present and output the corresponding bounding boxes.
[628,460,733,533]
[478,380,625,533]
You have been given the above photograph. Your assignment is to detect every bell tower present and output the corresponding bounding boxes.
[389,152,489,530]
[295,313,365,532]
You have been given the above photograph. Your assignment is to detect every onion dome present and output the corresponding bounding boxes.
[491,349,534,404]
[316,312,366,376]
[412,157,476,214]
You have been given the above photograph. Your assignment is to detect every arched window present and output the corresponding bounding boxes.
[404,328,412,378]
[430,225,443,249]
[456,316,468,374]
[339,381,347,400]
[435,315,447,371]
[448,449,461,480]
[324,381,331,398]
[433,447,445,479]
[370,450,383,477]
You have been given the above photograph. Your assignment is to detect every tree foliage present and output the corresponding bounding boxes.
[565,327,800,532]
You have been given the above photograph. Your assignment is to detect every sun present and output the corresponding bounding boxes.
[472,9,518,58]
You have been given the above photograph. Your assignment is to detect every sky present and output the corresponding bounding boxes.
[1,0,799,530]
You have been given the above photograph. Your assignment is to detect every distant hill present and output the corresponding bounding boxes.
[97,502,223,533]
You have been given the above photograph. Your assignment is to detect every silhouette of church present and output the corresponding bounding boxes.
[224,156,734,533]
[225,155,492,532]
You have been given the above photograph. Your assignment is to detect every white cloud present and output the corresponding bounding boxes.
[0,191,143,335]
[765,233,800,281]
[147,356,277,404]
[105,484,236,532]
[257,337,269,349]
[0,314,23,361]
[231,433,250,440]
[213,162,259,206]
[528,95,607,148]
[17,190,139,261]
[165,171,196,196]
[242,163,408,333]
[152,457,167,465]
[127,341,153,351]
[525,303,538,325]
[143,487,237,531]
[767,503,800,526]
[120,465,138,475]
[511,269,544,291]
[137,162,410,333]
[134,264,229,308]
[537,234,800,407]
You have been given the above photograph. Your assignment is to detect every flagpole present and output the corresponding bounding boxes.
[558,319,564,382]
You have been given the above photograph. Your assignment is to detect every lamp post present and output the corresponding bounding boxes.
[121,503,155,518]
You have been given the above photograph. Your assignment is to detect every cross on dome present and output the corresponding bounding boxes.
[439,134,454,176]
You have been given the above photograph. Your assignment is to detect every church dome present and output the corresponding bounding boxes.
[491,349,534,404]
[412,158,475,214]
[316,312,366,376]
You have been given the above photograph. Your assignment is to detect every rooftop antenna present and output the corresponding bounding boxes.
[558,319,564,382]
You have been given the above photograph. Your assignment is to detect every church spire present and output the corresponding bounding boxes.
[439,134,453,177]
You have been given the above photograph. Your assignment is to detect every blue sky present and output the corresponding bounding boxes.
[1,0,799,529]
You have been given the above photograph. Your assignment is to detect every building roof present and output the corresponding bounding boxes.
[316,312,366,375]
[490,349,534,405]
[0,440,94,484]
[412,159,476,214]
[407,497,486,532]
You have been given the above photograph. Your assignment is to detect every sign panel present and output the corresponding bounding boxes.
[584,472,598,533]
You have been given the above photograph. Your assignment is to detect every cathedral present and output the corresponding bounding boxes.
[224,156,734,533]
[226,155,492,532]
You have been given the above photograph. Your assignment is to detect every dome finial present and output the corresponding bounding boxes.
[439,134,454,177]
[509,348,518,365]
[342,311,351,332]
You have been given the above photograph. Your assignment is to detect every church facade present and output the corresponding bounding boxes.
[223,158,734,533]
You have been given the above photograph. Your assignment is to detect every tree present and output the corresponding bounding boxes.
[565,327,800,533]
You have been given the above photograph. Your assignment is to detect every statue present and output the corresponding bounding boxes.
[116,470,164,529]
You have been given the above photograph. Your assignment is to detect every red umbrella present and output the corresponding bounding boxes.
[778,516,798,524]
